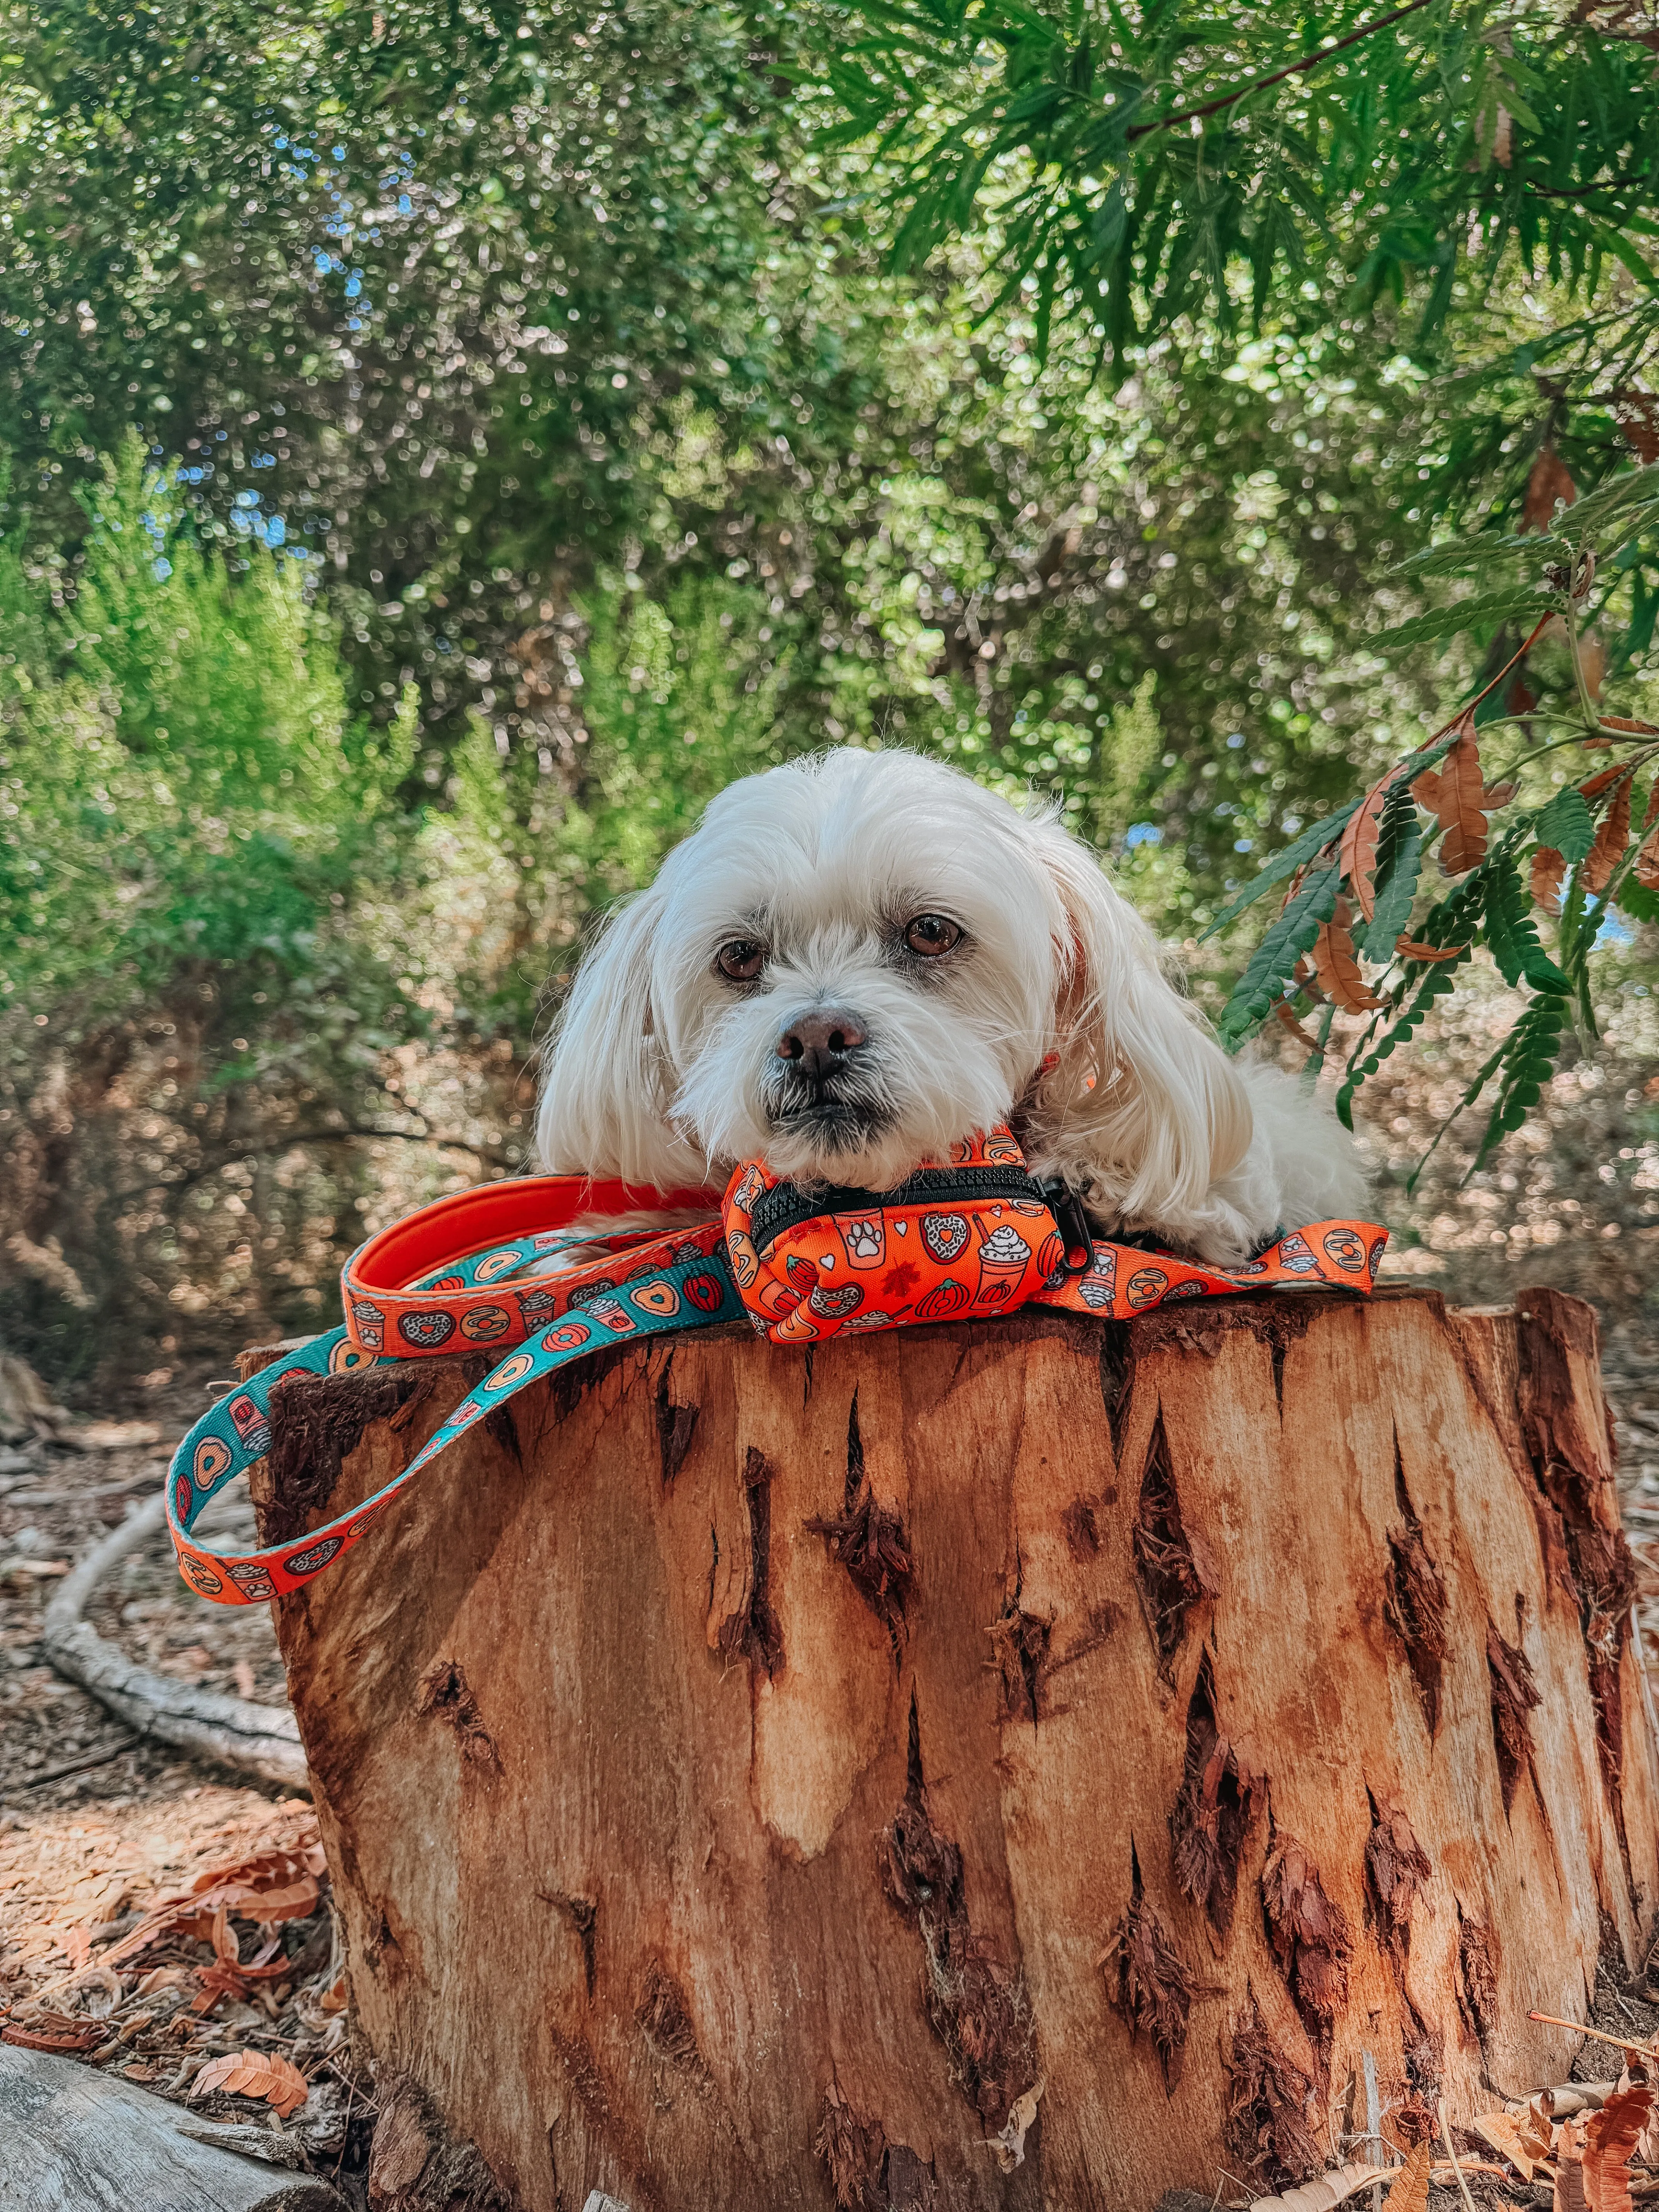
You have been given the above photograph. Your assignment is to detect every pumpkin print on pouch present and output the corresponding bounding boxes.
[916,1276,971,1321]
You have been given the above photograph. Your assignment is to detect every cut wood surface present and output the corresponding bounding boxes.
[248,1285,1659,2210]
[0,2041,346,2212]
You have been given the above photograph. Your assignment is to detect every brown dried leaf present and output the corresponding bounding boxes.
[1339,770,1395,921]
[1600,714,1659,738]
[1477,2110,1540,2181]
[1249,2162,1393,2212]
[1638,826,1659,893]
[191,2048,309,2119]
[1395,936,1470,963]
[190,1961,250,2015]
[1582,763,1637,800]
[1273,1000,1322,1050]
[1518,2095,1558,2163]
[1311,921,1387,1011]
[1532,847,1568,914]
[1584,2083,1651,2210]
[1616,395,1659,464]
[1,2008,105,2052]
[1584,773,1635,894]
[1383,2142,1433,2212]
[61,1926,92,1973]
[1433,721,1494,875]
[1524,449,1578,532]
[1560,2115,1589,2212]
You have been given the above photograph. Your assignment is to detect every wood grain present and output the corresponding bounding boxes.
[254,1288,1659,2210]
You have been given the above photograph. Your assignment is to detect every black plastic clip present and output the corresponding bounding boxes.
[1038,1180,1095,1275]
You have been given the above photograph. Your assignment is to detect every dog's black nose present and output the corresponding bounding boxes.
[776,1008,867,1084]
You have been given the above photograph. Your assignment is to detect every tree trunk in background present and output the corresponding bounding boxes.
[248,1286,1659,2211]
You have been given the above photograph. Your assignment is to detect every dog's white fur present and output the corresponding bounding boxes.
[535,748,1365,1265]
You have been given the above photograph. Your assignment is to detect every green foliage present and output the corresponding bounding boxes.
[1215,863,1340,1048]
[0,436,420,1028]
[804,0,1659,361]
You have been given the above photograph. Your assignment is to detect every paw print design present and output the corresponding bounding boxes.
[227,1559,277,1601]
[1076,1246,1117,1312]
[351,1298,385,1351]
[835,1213,886,1270]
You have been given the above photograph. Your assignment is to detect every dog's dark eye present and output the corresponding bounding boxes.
[904,914,962,958]
[715,939,766,982]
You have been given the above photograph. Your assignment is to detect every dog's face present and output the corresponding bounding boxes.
[640,752,1070,1189]
[538,746,1252,1213]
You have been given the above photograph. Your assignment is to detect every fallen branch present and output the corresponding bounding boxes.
[41,1492,307,1791]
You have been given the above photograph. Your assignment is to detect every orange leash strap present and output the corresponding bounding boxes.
[165,1130,1385,1605]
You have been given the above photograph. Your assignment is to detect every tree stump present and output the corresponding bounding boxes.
[249,1285,1659,2210]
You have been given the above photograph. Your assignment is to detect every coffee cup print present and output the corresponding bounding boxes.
[834,1211,886,1271]
[973,1218,1032,1307]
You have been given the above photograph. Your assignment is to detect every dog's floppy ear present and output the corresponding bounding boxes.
[535,889,708,1188]
[1029,825,1252,1224]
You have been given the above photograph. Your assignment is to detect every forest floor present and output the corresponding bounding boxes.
[5,998,1659,2207]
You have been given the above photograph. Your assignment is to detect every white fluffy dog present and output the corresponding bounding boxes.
[534,748,1364,1265]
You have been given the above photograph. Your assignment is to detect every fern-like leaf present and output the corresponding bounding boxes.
[1484,852,1574,993]
[1217,864,1341,1048]
[1355,782,1421,956]
[1533,786,1595,863]
[1472,993,1570,1172]
[1370,591,1555,653]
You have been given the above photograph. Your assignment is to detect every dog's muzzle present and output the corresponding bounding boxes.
[763,1005,891,1150]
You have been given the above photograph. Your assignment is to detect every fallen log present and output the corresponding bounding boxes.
[0,2041,346,2211]
[247,1286,1659,2209]
[41,1492,307,1790]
